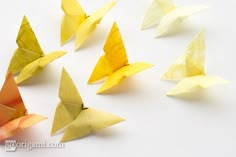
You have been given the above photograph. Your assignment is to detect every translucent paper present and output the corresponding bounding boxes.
[161,30,229,96]
[141,0,207,37]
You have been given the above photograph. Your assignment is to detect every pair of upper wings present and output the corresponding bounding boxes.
[61,0,117,50]
[161,30,228,96]
[7,16,66,84]
[0,72,46,141]
[142,0,208,37]
[51,68,124,142]
[88,23,153,94]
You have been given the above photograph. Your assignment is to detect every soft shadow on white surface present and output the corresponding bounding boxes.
[0,126,45,146]
[97,77,142,95]
[15,65,61,86]
[77,26,108,51]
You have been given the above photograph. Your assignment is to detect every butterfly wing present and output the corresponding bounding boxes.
[88,22,128,84]
[51,68,84,135]
[7,16,44,74]
[155,5,207,37]
[97,62,153,94]
[74,1,117,50]
[161,30,205,80]
[142,0,175,29]
[61,0,87,45]
[39,51,67,67]
[185,30,205,76]
[14,59,41,84]
[103,22,128,70]
[15,51,66,84]
[60,108,124,142]
[87,55,114,84]
[167,75,229,96]
[0,72,26,119]
[0,104,18,127]
[0,114,46,141]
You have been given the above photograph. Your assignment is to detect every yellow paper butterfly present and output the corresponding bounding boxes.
[88,22,154,94]
[61,0,117,50]
[51,68,124,142]
[161,30,229,96]
[7,16,67,84]
[141,0,208,37]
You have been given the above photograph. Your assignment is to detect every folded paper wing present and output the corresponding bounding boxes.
[155,5,208,37]
[7,16,67,84]
[15,51,67,84]
[142,0,176,29]
[60,0,117,50]
[88,22,153,94]
[161,30,205,80]
[61,0,87,44]
[141,0,207,37]
[0,73,46,141]
[61,108,124,142]
[167,75,229,96]
[97,62,154,94]
[51,68,84,134]
[7,16,44,74]
[51,68,124,142]
[0,114,46,141]
[75,1,117,50]
[161,30,229,96]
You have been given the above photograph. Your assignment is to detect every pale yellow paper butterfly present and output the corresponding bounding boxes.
[51,68,124,142]
[88,22,154,94]
[61,0,117,50]
[141,0,208,37]
[7,16,67,84]
[161,30,229,96]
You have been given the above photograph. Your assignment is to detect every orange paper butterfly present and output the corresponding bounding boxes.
[0,72,46,141]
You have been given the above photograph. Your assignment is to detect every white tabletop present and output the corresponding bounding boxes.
[0,0,235,156]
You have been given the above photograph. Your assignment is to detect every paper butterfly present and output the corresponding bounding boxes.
[88,22,154,94]
[161,30,229,96]
[141,0,207,37]
[51,68,124,142]
[61,0,117,50]
[7,16,67,84]
[0,72,46,141]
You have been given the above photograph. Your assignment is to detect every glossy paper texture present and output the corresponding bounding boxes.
[88,22,153,94]
[141,0,207,37]
[51,68,124,142]
[61,0,117,50]
[161,31,228,96]
[7,16,67,84]
[0,73,46,140]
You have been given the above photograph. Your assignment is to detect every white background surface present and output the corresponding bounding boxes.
[0,0,235,156]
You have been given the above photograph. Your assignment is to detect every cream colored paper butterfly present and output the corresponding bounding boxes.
[161,30,229,96]
[141,0,207,37]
